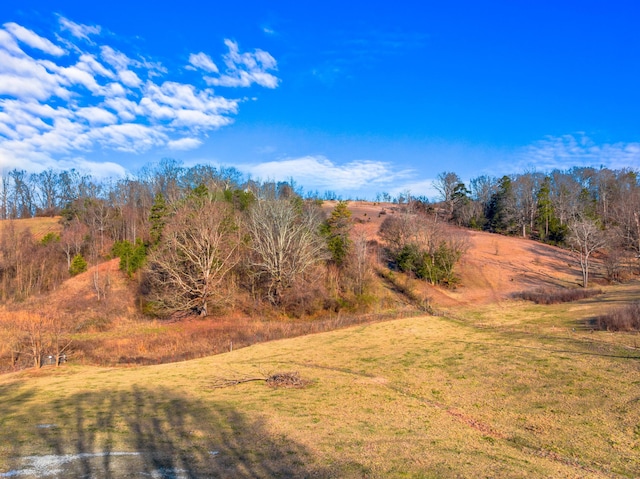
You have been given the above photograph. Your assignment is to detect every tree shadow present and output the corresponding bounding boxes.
[1,386,334,478]
[523,242,581,285]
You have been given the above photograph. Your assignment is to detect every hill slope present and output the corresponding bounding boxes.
[0,293,638,477]
[336,201,584,307]
[1,212,638,477]
[0,212,599,368]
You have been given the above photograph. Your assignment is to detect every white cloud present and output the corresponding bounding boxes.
[516,134,640,173]
[103,97,140,122]
[75,106,118,125]
[245,155,412,193]
[100,45,131,70]
[55,64,103,93]
[0,17,278,175]
[172,109,233,129]
[167,137,203,150]
[139,97,176,121]
[58,17,101,41]
[3,22,65,56]
[188,52,219,73]
[0,50,70,100]
[118,69,142,88]
[104,81,126,97]
[205,39,279,88]
[0,29,23,55]
[77,54,114,79]
[86,123,168,152]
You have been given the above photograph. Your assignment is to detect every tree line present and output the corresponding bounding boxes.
[1,161,638,317]
[2,160,638,369]
[0,159,381,318]
[431,167,640,286]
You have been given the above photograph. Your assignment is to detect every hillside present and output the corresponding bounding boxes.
[0,208,604,369]
[1,211,639,477]
[0,216,62,240]
[328,201,583,307]
[432,229,580,307]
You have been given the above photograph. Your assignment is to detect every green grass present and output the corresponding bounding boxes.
[1,284,639,477]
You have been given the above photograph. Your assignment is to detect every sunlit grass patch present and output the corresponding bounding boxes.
[1,286,640,477]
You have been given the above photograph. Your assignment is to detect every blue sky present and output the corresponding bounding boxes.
[1,1,639,199]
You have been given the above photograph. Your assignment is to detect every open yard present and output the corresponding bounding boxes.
[1,283,638,478]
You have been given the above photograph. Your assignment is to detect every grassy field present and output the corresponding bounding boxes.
[0,216,62,240]
[0,285,639,478]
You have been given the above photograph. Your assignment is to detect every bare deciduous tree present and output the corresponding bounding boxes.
[567,217,607,288]
[145,194,240,317]
[350,232,370,296]
[433,171,466,221]
[60,219,88,269]
[246,199,328,304]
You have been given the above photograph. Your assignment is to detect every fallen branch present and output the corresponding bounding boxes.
[266,371,309,388]
[210,371,310,389]
[211,377,266,388]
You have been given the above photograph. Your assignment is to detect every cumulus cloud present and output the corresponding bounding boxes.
[58,17,101,41]
[3,22,65,56]
[168,137,203,150]
[0,29,23,55]
[0,146,126,178]
[75,106,118,125]
[188,52,219,73]
[0,17,279,175]
[205,39,279,88]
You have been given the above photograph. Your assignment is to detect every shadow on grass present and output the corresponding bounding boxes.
[1,385,333,478]
[447,333,640,360]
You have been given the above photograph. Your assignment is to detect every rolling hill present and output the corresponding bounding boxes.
[0,208,638,477]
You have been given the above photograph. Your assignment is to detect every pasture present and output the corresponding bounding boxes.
[1,284,638,478]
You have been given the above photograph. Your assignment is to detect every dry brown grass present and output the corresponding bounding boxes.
[594,301,640,331]
[0,216,62,240]
[1,288,639,477]
[0,256,417,371]
[513,287,603,304]
[1,212,630,372]
[2,212,639,477]
[323,202,594,309]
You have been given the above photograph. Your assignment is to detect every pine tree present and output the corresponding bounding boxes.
[536,177,567,244]
[149,192,168,246]
[69,253,87,276]
[323,201,353,267]
[486,176,516,234]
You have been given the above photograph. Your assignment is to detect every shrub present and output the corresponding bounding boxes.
[513,287,602,304]
[394,242,462,286]
[112,239,147,277]
[69,253,88,276]
[40,232,60,246]
[594,302,640,331]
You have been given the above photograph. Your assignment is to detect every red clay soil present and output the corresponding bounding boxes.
[37,258,139,323]
[325,200,585,308]
[430,229,581,307]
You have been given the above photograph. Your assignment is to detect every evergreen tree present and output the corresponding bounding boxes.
[486,176,517,234]
[112,239,147,277]
[322,201,353,267]
[536,176,567,244]
[149,192,168,246]
[69,253,87,276]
